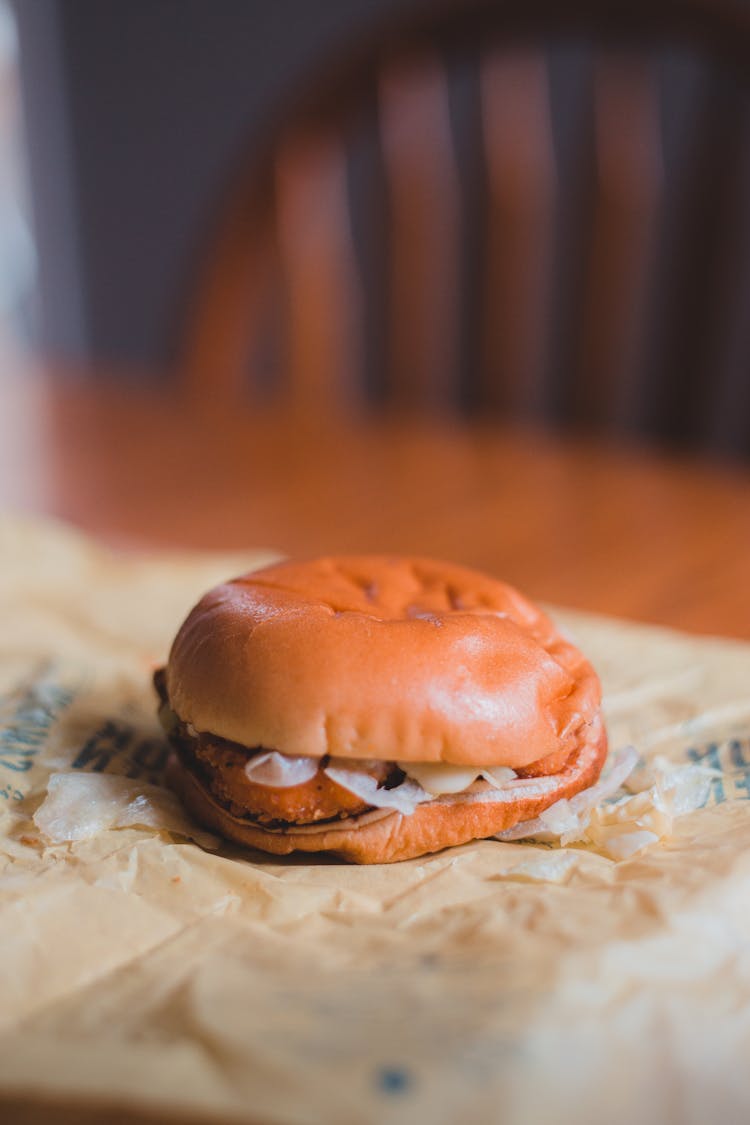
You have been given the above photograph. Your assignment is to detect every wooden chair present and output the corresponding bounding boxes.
[182,0,750,455]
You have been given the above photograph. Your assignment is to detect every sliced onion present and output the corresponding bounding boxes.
[480,766,518,789]
[536,797,582,837]
[323,766,432,815]
[568,744,639,815]
[495,745,639,843]
[244,751,320,788]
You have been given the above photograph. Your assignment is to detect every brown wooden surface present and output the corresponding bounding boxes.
[1,366,749,640]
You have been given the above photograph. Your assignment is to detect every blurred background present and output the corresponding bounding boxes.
[2,0,749,455]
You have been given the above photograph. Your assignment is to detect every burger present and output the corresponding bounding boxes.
[155,556,607,864]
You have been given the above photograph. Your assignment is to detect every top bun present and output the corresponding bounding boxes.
[165,556,601,769]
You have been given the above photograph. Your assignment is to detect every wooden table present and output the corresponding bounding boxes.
[2,367,749,639]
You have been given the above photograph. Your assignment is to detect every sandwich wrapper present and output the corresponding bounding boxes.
[2,517,750,1124]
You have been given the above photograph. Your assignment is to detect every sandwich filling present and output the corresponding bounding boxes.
[155,669,591,830]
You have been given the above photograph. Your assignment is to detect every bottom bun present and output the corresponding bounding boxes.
[169,717,607,864]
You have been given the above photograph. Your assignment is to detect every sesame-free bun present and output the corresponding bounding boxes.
[168,714,607,864]
[165,556,602,770]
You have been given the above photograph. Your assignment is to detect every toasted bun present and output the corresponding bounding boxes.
[165,556,602,769]
[169,714,607,864]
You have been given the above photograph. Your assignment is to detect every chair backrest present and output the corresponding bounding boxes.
[182,0,750,455]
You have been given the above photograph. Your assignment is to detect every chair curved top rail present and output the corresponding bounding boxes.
[182,0,750,453]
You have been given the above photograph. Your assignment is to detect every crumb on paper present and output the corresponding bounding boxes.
[33,772,219,850]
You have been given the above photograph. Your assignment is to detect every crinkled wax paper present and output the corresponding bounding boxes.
[2,516,750,1125]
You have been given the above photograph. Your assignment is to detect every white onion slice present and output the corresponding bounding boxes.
[324,766,432,815]
[567,744,640,816]
[480,766,518,789]
[244,751,319,788]
[495,745,639,842]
